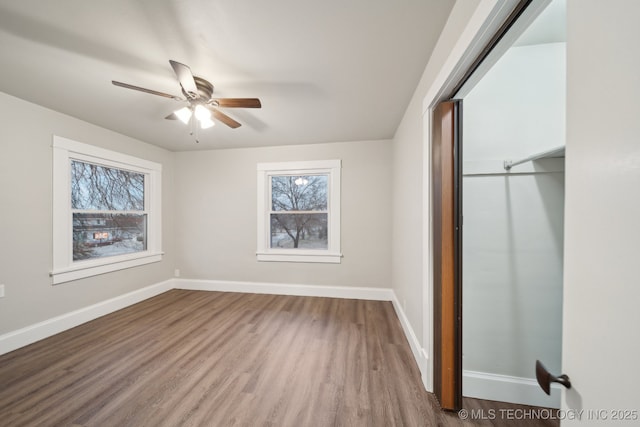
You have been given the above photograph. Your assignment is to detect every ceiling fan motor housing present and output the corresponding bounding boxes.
[185,76,214,101]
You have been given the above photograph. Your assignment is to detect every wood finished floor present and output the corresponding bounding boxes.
[0,290,559,427]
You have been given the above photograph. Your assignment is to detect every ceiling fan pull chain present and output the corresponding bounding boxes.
[192,114,200,143]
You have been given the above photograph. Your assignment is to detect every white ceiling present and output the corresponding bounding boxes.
[0,0,454,151]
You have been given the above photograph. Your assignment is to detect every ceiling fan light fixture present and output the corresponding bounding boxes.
[174,106,192,124]
[194,104,211,121]
[200,117,215,129]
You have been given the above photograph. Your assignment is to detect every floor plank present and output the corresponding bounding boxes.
[0,290,558,426]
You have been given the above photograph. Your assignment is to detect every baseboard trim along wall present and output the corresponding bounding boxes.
[0,277,430,393]
[173,278,395,301]
[463,370,561,409]
[390,294,429,381]
[0,279,174,356]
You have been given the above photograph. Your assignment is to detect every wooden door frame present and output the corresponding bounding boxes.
[432,100,463,411]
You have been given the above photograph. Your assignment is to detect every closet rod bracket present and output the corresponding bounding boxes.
[503,146,565,171]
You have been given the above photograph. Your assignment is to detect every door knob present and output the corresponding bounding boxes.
[536,360,571,395]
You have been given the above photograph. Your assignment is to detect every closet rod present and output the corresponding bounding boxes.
[503,146,565,171]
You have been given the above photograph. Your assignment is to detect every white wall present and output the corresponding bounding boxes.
[463,174,564,376]
[174,140,391,288]
[563,0,640,423]
[391,86,427,342]
[0,92,175,335]
[461,42,565,407]
[391,0,484,384]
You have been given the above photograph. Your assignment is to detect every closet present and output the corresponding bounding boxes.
[460,4,566,408]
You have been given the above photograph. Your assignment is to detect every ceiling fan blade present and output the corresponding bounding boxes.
[211,108,241,129]
[112,81,182,100]
[169,60,199,98]
[214,98,262,108]
[165,112,178,120]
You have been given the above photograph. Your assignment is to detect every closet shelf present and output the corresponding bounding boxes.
[503,146,565,171]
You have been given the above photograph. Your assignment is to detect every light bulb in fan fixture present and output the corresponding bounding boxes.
[200,117,215,129]
[174,107,192,124]
[194,104,211,121]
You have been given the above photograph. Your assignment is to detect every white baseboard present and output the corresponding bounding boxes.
[390,292,429,384]
[0,279,174,356]
[463,369,561,408]
[173,278,394,301]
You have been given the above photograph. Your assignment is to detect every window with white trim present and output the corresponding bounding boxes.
[51,136,162,284]
[257,160,341,263]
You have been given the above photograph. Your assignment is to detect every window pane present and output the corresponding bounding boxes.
[270,213,327,249]
[271,175,327,211]
[71,161,144,211]
[73,213,147,260]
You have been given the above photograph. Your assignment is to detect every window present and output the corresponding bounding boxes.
[52,136,162,284]
[257,160,341,263]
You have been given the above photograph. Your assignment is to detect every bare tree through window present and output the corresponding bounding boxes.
[270,175,328,249]
[71,161,147,260]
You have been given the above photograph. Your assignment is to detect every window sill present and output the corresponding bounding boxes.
[256,252,342,264]
[50,252,163,285]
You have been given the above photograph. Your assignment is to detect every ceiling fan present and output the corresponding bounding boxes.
[112,60,261,130]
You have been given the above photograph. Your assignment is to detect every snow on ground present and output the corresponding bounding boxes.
[89,238,144,258]
[271,233,327,249]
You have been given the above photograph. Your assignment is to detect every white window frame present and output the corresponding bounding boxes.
[257,159,341,263]
[51,135,162,284]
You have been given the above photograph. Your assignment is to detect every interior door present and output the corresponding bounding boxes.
[561,0,640,419]
[432,100,463,411]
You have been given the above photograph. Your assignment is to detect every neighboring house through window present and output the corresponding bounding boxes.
[51,136,162,284]
[257,160,341,263]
